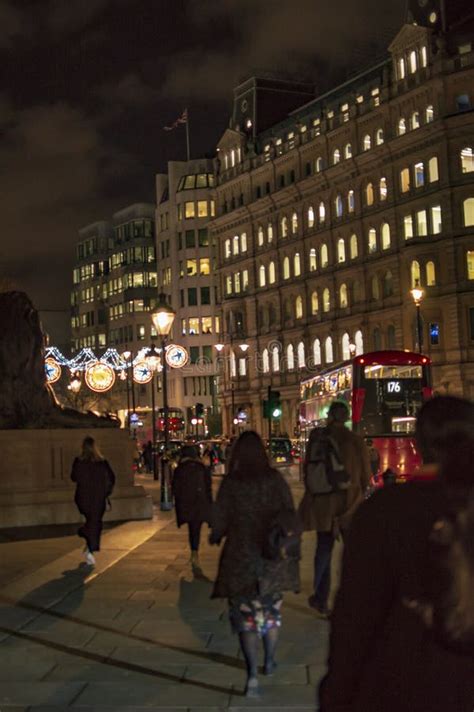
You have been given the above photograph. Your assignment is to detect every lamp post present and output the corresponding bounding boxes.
[215,338,249,436]
[121,350,132,430]
[145,344,161,482]
[151,293,176,511]
[410,280,425,353]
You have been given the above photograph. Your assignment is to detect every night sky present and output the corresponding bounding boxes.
[0,0,404,344]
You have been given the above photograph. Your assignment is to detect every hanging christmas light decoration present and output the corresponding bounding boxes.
[133,361,153,384]
[84,361,116,393]
[45,357,62,384]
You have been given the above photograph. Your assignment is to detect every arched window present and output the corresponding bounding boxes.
[325,336,334,364]
[426,260,436,285]
[230,350,236,377]
[315,156,323,172]
[467,250,474,279]
[258,264,266,287]
[262,348,269,373]
[291,211,298,234]
[307,206,315,228]
[410,260,421,288]
[398,118,406,135]
[320,243,329,268]
[281,215,288,238]
[383,270,394,297]
[339,283,348,308]
[366,182,374,206]
[376,128,384,145]
[294,252,301,276]
[344,143,352,159]
[335,194,343,217]
[283,298,291,322]
[411,111,420,129]
[347,189,355,212]
[350,234,358,259]
[341,333,351,360]
[387,324,396,349]
[313,338,321,365]
[241,232,247,251]
[319,201,326,223]
[398,57,406,79]
[363,134,371,151]
[372,275,380,300]
[409,49,417,74]
[257,226,264,246]
[379,177,388,200]
[381,222,391,250]
[337,238,346,263]
[297,341,306,368]
[283,256,290,279]
[225,238,231,258]
[322,287,331,312]
[368,227,377,253]
[311,291,319,314]
[353,280,362,303]
[309,248,317,271]
[267,222,274,242]
[272,346,280,372]
[333,148,341,165]
[287,344,295,370]
[295,295,303,319]
[373,327,382,350]
[354,329,364,355]
[461,147,474,173]
[233,234,240,255]
[463,198,474,226]
[268,261,276,284]
[426,105,434,123]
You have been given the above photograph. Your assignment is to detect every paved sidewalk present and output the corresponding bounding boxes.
[0,479,332,711]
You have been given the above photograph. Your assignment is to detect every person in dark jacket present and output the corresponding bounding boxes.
[319,395,474,712]
[172,445,212,570]
[210,431,300,698]
[71,436,116,566]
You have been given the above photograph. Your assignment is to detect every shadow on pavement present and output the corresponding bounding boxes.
[0,522,119,543]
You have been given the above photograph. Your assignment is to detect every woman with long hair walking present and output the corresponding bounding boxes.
[210,431,300,697]
[71,436,116,566]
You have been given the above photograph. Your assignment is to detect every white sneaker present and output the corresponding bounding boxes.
[85,551,96,566]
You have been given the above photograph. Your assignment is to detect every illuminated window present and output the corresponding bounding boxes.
[400,167,410,193]
[287,344,295,370]
[341,103,349,122]
[185,201,195,218]
[325,336,334,364]
[368,227,377,253]
[315,156,323,172]
[294,252,301,276]
[283,256,290,279]
[398,118,407,135]
[461,147,474,173]
[398,57,406,79]
[410,260,421,288]
[428,156,439,182]
[381,222,391,250]
[234,272,241,293]
[268,261,276,284]
[291,212,298,234]
[188,317,199,335]
[409,50,417,74]
[226,275,232,294]
[281,216,288,237]
[363,134,371,151]
[311,291,319,314]
[323,287,331,312]
[297,341,306,368]
[230,351,236,377]
[309,248,317,271]
[415,162,425,187]
[335,194,343,217]
[411,111,421,129]
[320,243,329,268]
[350,233,358,259]
[467,251,474,279]
[197,201,208,217]
[319,201,326,223]
[463,198,474,226]
[421,46,428,67]
[295,296,303,319]
[262,348,269,373]
[259,265,266,287]
[379,176,388,200]
[186,259,197,276]
[383,270,394,297]
[366,182,374,206]
[313,338,321,365]
[344,143,352,159]
[272,346,280,372]
[355,330,364,355]
[233,234,239,255]
[372,88,380,107]
[426,261,436,286]
[308,206,315,228]
[333,148,341,165]
[339,283,348,308]
[341,333,351,360]
[348,189,355,212]
[267,222,273,242]
[417,209,428,236]
[337,238,346,262]
[200,258,210,275]
[258,225,264,246]
[241,232,247,251]
[404,215,414,239]
[376,128,384,145]
[426,104,434,123]
[242,270,249,290]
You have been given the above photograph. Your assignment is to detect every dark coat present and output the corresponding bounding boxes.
[210,469,300,599]
[319,481,474,712]
[71,458,115,518]
[172,458,212,527]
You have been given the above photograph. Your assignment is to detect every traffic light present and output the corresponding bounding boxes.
[263,390,281,419]
[195,402,204,418]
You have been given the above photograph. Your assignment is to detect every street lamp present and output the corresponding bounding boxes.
[145,344,161,482]
[214,339,249,436]
[121,349,134,430]
[410,280,425,353]
[151,293,176,511]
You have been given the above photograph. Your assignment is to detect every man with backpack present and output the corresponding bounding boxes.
[299,400,371,617]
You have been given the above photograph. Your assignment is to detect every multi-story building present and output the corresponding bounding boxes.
[211,1,474,437]
[155,160,220,433]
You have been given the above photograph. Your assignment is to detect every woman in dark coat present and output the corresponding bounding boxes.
[210,431,300,697]
[172,445,212,570]
[71,436,116,566]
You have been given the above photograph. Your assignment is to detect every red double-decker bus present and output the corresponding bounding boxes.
[299,350,432,483]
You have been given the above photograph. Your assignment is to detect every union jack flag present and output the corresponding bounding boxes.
[163,108,188,131]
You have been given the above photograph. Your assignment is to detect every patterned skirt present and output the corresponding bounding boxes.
[228,593,283,636]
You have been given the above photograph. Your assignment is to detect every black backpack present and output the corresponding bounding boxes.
[305,428,351,495]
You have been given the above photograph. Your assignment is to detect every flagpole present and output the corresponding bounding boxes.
[185,110,191,161]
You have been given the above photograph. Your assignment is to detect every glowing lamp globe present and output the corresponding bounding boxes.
[410,281,424,306]
[151,293,176,337]
[145,345,161,373]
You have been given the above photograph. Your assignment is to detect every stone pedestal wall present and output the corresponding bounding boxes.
[0,429,153,528]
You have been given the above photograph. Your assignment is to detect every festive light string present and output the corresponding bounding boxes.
[44,346,148,371]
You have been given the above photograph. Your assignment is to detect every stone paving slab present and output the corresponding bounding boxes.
[73,681,231,707]
[0,682,85,706]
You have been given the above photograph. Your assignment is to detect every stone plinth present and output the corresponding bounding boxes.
[0,429,153,528]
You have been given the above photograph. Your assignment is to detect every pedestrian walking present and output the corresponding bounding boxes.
[319,395,474,712]
[210,431,300,697]
[142,440,153,473]
[299,400,371,617]
[71,436,116,566]
[172,445,212,571]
